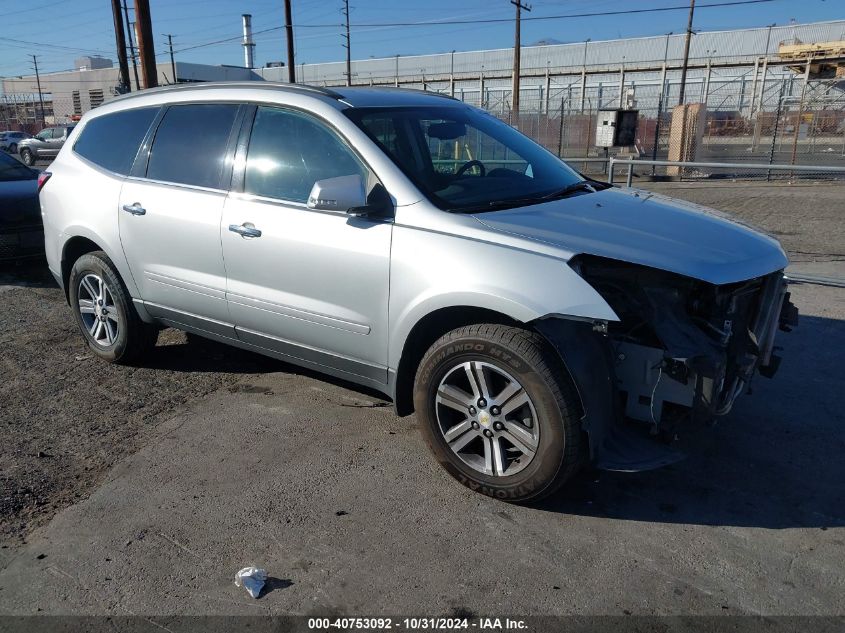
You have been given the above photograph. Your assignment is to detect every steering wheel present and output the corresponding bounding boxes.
[455,160,486,177]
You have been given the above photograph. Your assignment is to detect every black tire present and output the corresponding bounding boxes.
[68,251,158,364]
[20,148,34,166]
[413,324,583,503]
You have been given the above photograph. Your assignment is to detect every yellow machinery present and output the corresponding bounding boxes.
[778,39,845,78]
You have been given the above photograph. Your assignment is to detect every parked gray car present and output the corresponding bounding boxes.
[18,125,75,166]
[39,83,797,502]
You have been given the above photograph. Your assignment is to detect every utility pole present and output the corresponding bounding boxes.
[678,0,695,105]
[284,0,296,83]
[164,34,177,84]
[510,0,531,118]
[30,55,45,126]
[122,1,140,90]
[111,0,130,93]
[134,0,157,89]
[342,0,351,86]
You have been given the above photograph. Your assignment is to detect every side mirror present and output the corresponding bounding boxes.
[307,175,367,214]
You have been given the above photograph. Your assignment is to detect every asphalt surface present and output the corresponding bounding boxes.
[0,277,842,616]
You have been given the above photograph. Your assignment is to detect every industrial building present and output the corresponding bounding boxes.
[256,19,845,117]
[1,61,256,128]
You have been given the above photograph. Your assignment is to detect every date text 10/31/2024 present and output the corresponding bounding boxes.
[308,617,529,630]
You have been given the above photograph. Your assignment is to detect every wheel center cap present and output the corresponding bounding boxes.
[478,410,492,427]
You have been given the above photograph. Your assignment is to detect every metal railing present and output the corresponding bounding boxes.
[607,158,845,186]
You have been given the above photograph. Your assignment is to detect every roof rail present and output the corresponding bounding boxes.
[339,85,459,101]
[108,81,345,104]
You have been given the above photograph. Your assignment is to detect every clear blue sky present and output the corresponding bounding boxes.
[1,0,843,78]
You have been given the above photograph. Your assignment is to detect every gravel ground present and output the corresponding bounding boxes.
[0,262,272,548]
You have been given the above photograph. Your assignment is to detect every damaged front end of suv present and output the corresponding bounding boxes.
[537,254,799,471]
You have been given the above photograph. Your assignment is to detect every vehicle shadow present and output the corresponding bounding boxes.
[538,313,845,529]
[145,333,389,404]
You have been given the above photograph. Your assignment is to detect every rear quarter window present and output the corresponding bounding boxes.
[145,104,239,189]
[73,108,158,175]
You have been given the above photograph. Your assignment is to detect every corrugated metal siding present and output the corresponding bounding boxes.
[258,20,845,84]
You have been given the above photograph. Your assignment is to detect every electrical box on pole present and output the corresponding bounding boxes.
[595,109,639,148]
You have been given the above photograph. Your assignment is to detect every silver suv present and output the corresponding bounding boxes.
[40,83,796,501]
[18,125,75,166]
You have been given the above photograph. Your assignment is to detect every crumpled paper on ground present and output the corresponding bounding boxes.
[235,566,268,598]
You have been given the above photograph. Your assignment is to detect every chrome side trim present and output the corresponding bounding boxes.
[145,272,226,300]
[227,292,371,335]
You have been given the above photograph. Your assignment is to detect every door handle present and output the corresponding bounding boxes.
[229,223,262,238]
[122,203,146,216]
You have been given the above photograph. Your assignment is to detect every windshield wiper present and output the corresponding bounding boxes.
[539,181,598,201]
[450,179,610,213]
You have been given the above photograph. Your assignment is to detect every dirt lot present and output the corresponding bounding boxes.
[0,262,273,547]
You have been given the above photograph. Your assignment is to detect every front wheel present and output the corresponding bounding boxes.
[413,324,584,503]
[68,251,158,363]
[19,148,34,166]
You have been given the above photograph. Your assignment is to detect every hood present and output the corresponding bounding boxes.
[473,187,788,285]
[0,177,41,227]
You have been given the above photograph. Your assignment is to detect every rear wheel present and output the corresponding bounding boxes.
[413,324,583,503]
[20,148,34,166]
[68,251,158,363]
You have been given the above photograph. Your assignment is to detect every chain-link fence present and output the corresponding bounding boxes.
[484,73,845,179]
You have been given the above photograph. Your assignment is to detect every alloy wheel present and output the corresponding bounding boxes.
[77,273,120,347]
[435,361,540,477]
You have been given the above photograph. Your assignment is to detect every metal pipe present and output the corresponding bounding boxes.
[242,14,255,69]
[606,158,845,173]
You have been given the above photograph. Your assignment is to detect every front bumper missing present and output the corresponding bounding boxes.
[535,272,798,473]
[535,318,685,472]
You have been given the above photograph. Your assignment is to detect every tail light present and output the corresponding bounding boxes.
[37,171,52,193]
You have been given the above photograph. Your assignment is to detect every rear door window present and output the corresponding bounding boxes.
[146,103,239,189]
[73,107,157,175]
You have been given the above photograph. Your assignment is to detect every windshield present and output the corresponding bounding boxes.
[345,105,586,212]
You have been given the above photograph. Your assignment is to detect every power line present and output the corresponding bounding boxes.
[164,0,779,57]
[0,36,110,55]
[288,0,778,27]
